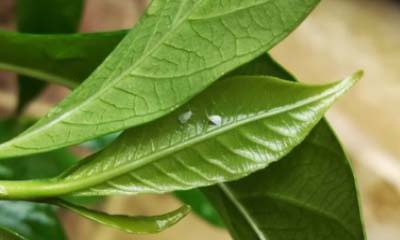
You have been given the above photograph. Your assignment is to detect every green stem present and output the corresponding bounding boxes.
[0,179,77,200]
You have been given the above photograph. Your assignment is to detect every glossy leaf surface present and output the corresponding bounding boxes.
[62,74,358,197]
[0,0,320,158]
[16,0,84,113]
[55,200,190,234]
[204,56,365,240]
[0,73,358,199]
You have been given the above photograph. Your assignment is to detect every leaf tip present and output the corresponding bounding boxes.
[175,204,192,219]
[154,204,191,233]
[352,70,364,82]
[335,70,363,94]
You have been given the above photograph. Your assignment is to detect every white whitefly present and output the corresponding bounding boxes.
[208,115,222,126]
[178,110,193,124]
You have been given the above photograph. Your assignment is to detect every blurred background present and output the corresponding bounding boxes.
[0,0,399,239]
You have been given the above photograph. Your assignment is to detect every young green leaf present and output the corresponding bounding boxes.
[0,226,28,240]
[203,55,365,240]
[0,0,320,158]
[54,200,190,234]
[16,0,84,113]
[0,73,359,199]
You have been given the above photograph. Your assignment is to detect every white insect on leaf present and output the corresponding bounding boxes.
[208,115,222,126]
[178,110,193,124]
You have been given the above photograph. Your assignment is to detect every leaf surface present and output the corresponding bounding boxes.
[0,30,124,88]
[0,0,320,158]
[203,56,366,240]
[0,73,359,199]
[0,226,28,240]
[174,189,223,227]
[54,200,190,234]
[0,201,66,240]
[15,0,84,113]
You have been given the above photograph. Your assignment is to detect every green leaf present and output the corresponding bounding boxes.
[17,0,83,34]
[0,0,320,158]
[0,73,359,199]
[0,201,66,240]
[0,30,124,88]
[54,199,190,234]
[174,189,224,227]
[203,56,366,240]
[16,0,84,114]
[0,226,28,240]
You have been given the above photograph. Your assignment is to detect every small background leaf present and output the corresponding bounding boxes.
[15,0,84,114]
[55,200,191,234]
[0,30,125,88]
[0,226,28,240]
[0,201,65,240]
[174,189,224,227]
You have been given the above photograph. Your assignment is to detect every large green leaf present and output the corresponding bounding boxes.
[203,56,365,240]
[0,73,358,199]
[0,0,320,158]
[0,226,28,240]
[53,199,190,234]
[16,0,84,113]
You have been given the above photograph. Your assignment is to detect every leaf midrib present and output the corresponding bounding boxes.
[57,80,345,194]
[218,183,269,240]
